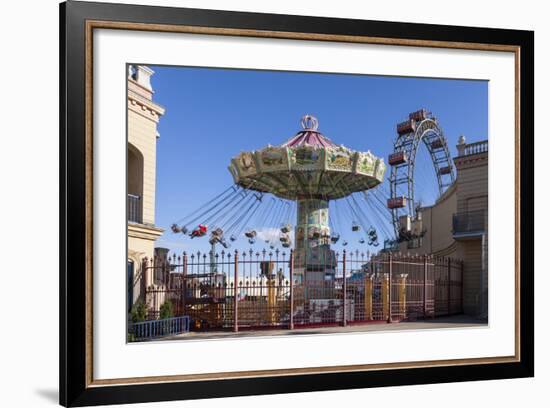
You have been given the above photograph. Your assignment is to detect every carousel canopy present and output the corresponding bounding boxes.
[228,115,386,200]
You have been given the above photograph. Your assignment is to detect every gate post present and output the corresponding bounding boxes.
[387,253,393,323]
[182,252,188,316]
[342,250,347,327]
[447,258,452,315]
[460,260,464,314]
[423,255,428,319]
[267,278,276,324]
[364,275,373,321]
[142,257,150,291]
[398,274,408,319]
[162,255,168,288]
[289,250,294,330]
[233,251,239,333]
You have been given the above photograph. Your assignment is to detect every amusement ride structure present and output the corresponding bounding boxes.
[170,111,455,279]
[227,114,385,284]
[172,115,386,285]
[387,109,455,241]
[149,111,466,333]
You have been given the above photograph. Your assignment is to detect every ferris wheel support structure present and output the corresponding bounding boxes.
[388,110,456,238]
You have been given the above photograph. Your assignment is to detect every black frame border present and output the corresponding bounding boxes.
[60,1,534,406]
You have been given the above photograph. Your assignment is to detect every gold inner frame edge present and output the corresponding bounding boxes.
[83,19,521,388]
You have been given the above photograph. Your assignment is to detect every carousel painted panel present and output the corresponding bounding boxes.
[255,146,290,173]
[289,146,324,172]
[354,151,377,176]
[306,227,331,243]
[374,158,387,182]
[233,151,259,178]
[325,146,354,172]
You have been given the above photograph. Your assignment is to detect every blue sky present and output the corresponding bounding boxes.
[148,65,488,256]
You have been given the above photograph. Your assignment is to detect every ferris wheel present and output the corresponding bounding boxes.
[387,109,456,239]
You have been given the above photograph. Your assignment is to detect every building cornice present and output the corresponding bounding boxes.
[128,77,153,97]
[128,81,165,123]
[128,223,164,241]
[454,152,488,170]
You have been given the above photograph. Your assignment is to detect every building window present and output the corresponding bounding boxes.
[128,143,144,223]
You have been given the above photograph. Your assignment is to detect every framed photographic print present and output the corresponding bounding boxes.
[60,0,534,406]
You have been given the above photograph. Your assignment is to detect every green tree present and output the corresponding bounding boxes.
[130,300,147,323]
[159,300,174,320]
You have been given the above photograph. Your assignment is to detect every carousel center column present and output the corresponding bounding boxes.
[293,197,335,287]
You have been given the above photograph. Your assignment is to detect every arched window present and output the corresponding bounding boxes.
[128,143,144,223]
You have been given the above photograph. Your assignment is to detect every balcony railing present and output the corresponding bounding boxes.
[452,210,486,236]
[459,140,488,157]
[128,194,142,223]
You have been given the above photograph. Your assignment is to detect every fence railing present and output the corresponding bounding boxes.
[129,316,190,341]
[452,210,486,235]
[462,140,488,156]
[127,194,142,223]
[137,250,463,335]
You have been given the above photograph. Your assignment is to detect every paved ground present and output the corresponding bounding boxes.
[161,314,488,341]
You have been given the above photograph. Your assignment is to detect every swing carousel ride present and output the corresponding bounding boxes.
[170,111,454,283]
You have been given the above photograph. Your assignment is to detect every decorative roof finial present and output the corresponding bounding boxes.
[457,134,467,156]
[301,114,319,131]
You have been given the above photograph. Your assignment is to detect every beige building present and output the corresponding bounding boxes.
[127,65,165,311]
[397,137,488,317]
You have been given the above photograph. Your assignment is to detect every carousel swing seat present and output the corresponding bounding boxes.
[208,228,224,245]
[191,224,208,238]
[279,233,290,244]
[280,224,292,234]
[369,239,380,247]
[211,228,223,238]
[244,230,257,239]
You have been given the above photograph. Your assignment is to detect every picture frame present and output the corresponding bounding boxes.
[60,0,534,406]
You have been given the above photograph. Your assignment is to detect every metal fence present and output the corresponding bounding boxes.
[129,316,190,341]
[139,249,462,333]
